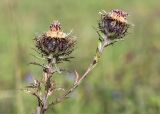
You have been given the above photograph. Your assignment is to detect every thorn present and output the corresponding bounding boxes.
[29,53,45,60]
[102,10,107,14]
[99,12,103,15]
[66,29,73,36]
[74,70,80,85]
[29,62,45,68]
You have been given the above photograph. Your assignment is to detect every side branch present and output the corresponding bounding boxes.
[47,38,121,108]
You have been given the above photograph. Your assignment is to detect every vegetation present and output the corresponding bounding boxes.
[0,0,160,114]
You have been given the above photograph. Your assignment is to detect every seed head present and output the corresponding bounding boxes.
[99,9,130,40]
[35,21,76,63]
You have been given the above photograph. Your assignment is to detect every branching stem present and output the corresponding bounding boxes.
[46,36,122,109]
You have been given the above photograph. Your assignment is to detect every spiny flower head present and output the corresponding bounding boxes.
[35,21,76,63]
[99,9,130,40]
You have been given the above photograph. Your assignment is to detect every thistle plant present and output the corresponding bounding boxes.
[24,9,131,114]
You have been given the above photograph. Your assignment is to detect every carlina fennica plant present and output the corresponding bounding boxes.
[24,9,132,114]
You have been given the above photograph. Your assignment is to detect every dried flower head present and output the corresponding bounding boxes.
[35,21,76,63]
[99,9,130,40]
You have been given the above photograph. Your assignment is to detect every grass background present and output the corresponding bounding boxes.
[0,0,160,114]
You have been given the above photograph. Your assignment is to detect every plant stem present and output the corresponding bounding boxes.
[47,41,104,108]
[35,60,55,114]
[35,37,122,112]
[47,38,122,108]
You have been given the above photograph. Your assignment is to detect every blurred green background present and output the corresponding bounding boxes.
[0,0,160,114]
